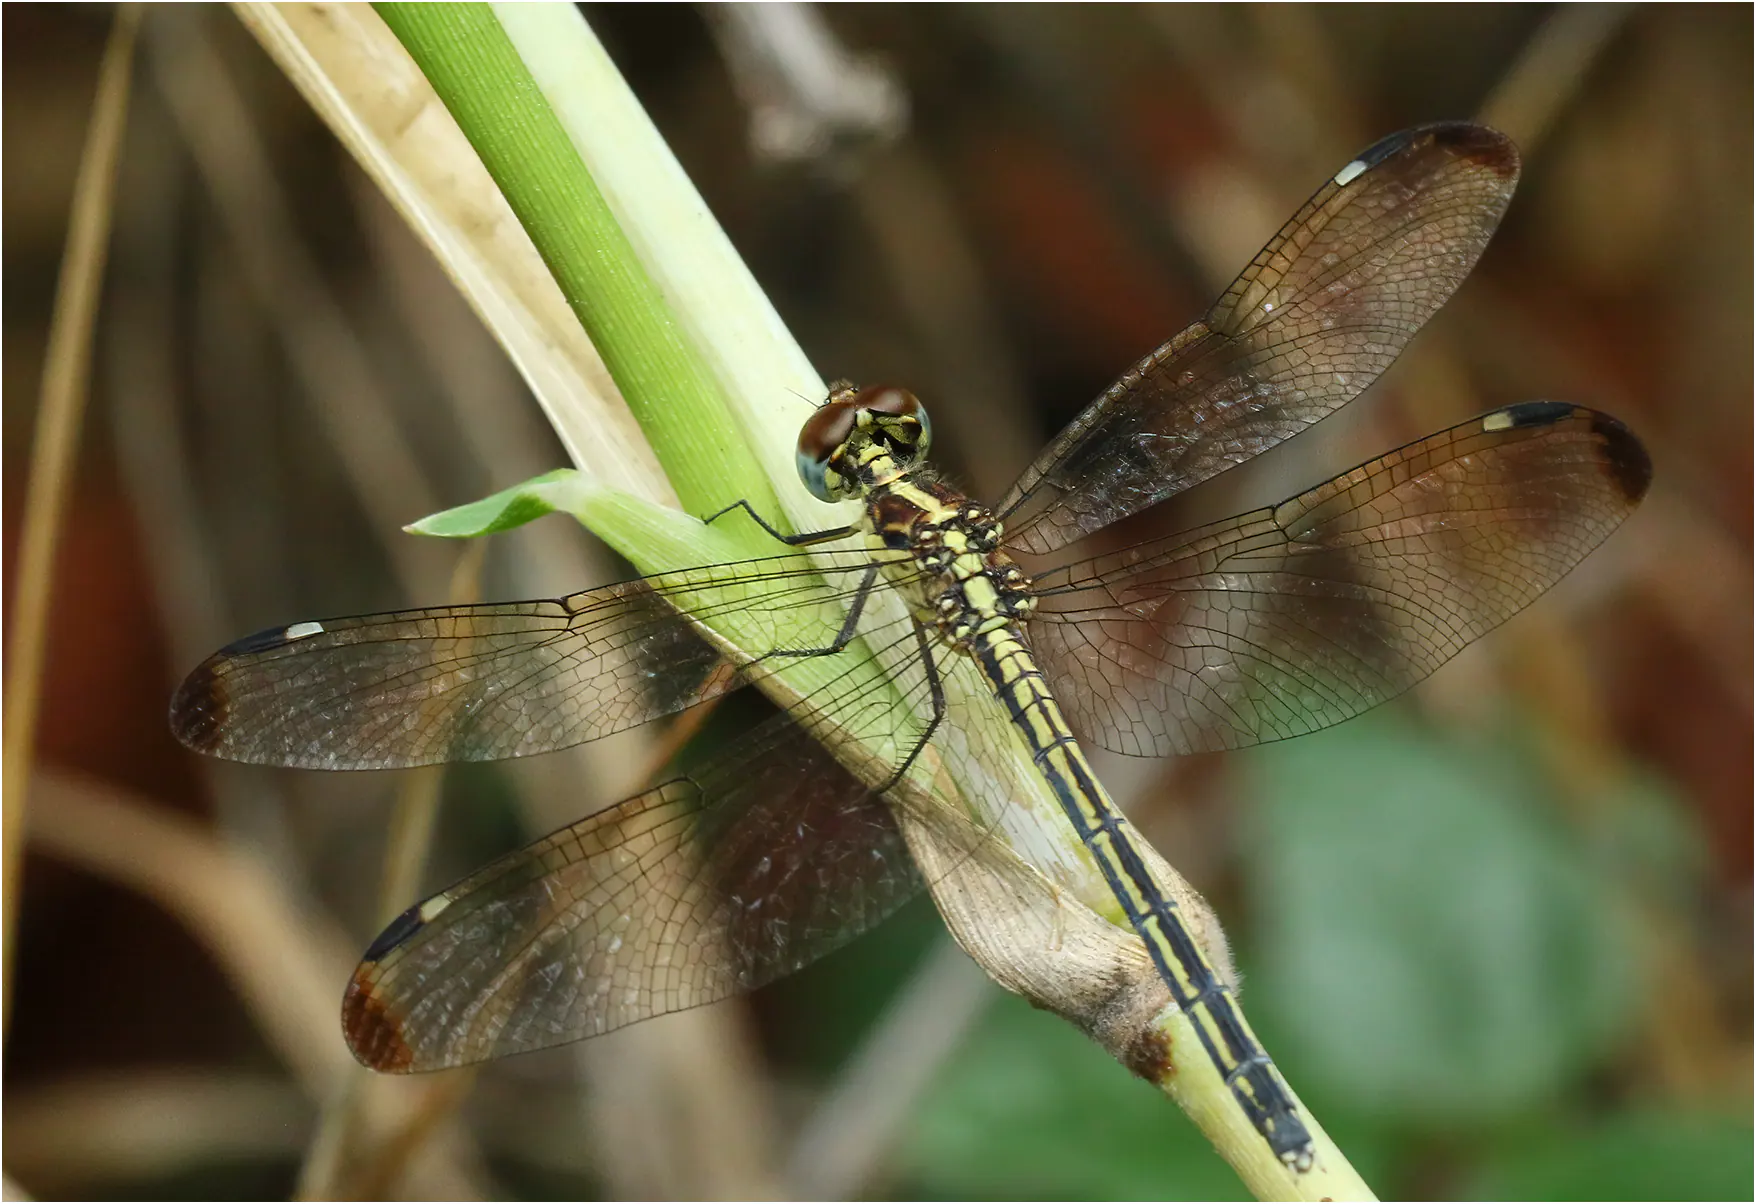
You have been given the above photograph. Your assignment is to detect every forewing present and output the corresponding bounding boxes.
[998,123,1520,555]
[169,551,879,769]
[1028,404,1650,757]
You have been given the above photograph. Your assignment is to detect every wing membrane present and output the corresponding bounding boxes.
[1027,404,1650,757]
[169,549,887,770]
[999,123,1520,555]
[343,702,920,1071]
[340,619,1025,1072]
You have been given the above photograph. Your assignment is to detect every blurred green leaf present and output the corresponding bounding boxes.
[1242,708,1639,1122]
[1466,1109,1752,1200]
[902,995,1247,1200]
[1584,766,1708,914]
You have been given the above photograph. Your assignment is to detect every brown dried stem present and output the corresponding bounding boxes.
[3,3,142,1029]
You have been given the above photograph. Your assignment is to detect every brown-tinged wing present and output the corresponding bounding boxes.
[342,708,920,1071]
[997,123,1520,556]
[339,617,984,1071]
[1026,404,1649,758]
[169,550,881,770]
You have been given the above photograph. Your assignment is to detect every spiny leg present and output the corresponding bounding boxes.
[703,498,856,547]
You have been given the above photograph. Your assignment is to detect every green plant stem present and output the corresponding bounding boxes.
[372,1,777,526]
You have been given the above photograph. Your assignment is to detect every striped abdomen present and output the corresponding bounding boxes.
[972,627,1314,1170]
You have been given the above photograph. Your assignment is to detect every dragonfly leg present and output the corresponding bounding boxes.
[873,620,947,794]
[766,563,881,661]
[703,498,856,547]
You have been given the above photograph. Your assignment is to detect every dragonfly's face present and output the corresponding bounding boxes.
[796,384,933,502]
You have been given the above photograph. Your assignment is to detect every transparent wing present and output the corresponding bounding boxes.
[169,549,886,770]
[1027,404,1650,757]
[343,705,914,1072]
[998,122,1520,555]
[340,619,1033,1072]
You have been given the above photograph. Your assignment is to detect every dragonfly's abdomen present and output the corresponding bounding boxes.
[971,627,1316,1171]
[864,470,1315,1165]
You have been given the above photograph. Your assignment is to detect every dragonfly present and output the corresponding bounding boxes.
[170,123,1649,1173]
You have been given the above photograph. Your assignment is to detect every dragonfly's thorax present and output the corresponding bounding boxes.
[865,474,1036,651]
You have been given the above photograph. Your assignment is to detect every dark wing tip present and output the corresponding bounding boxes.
[342,900,431,1072]
[1347,122,1519,182]
[167,655,229,752]
[342,964,417,1073]
[1424,121,1520,178]
[1485,401,1653,506]
[1587,411,1654,504]
[169,621,333,759]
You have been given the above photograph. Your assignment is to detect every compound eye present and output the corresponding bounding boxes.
[860,386,921,419]
[861,386,932,461]
[796,397,860,501]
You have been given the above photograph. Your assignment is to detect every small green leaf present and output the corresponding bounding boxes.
[404,468,591,538]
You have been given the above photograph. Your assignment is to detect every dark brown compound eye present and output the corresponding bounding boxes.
[796,396,862,468]
[857,385,922,420]
[796,397,861,501]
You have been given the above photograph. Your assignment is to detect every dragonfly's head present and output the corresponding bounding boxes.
[796,383,933,502]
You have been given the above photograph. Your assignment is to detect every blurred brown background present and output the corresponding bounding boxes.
[3,4,1749,1199]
